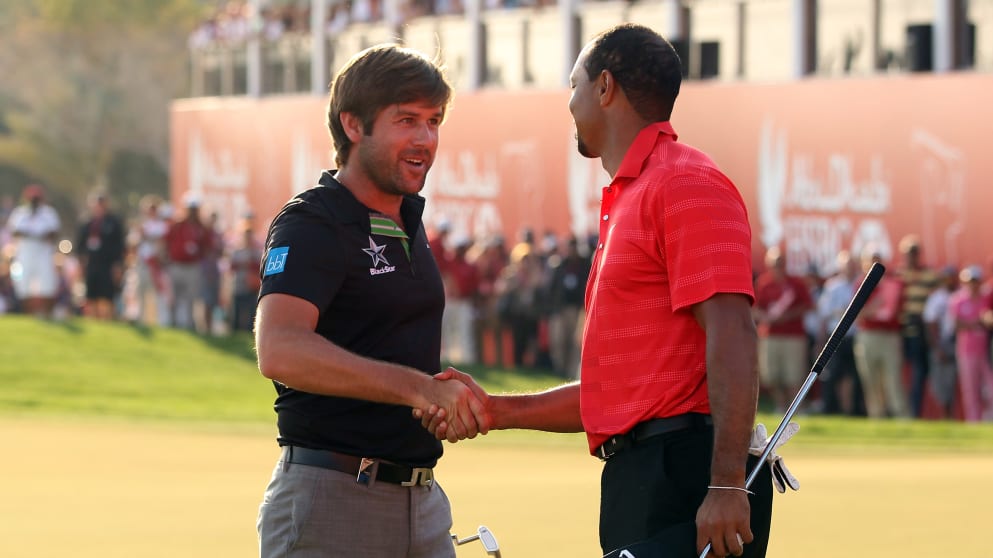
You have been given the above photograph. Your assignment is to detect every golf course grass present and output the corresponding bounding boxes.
[1,316,990,557]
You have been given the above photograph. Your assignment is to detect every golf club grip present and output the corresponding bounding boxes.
[810,262,886,375]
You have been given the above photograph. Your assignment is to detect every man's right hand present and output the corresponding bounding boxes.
[414,368,492,442]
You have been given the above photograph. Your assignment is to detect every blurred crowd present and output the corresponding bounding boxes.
[755,236,993,423]
[188,0,560,49]
[429,222,593,379]
[0,182,592,379]
[0,184,263,336]
[4,183,993,422]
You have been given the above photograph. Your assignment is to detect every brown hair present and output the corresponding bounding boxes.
[327,44,452,167]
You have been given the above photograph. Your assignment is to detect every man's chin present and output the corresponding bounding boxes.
[400,178,427,196]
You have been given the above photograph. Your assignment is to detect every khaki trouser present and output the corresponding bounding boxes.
[758,336,808,389]
[854,329,909,418]
[257,457,455,558]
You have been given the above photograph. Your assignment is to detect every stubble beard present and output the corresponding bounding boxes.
[358,142,427,197]
[576,133,595,159]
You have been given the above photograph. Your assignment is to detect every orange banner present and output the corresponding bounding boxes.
[171,72,993,274]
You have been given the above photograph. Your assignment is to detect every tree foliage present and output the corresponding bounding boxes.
[0,0,210,224]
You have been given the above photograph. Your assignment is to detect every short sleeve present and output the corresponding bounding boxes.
[922,292,941,324]
[45,207,61,233]
[259,201,346,312]
[661,168,754,312]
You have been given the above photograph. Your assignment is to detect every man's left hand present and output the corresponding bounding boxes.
[695,490,752,557]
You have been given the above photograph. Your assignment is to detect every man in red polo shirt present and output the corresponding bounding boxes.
[853,246,908,418]
[416,24,772,558]
[753,247,814,414]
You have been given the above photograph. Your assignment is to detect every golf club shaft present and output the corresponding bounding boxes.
[699,262,885,558]
[809,262,887,375]
[744,370,816,487]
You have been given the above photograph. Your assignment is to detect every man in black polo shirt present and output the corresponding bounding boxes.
[254,44,488,557]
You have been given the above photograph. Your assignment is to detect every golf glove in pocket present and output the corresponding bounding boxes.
[749,422,800,493]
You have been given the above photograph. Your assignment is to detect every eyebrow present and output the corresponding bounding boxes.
[393,105,444,119]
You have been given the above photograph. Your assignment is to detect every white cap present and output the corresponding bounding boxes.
[183,192,202,209]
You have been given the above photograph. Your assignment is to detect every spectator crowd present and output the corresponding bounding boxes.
[188,0,560,51]
[0,184,263,336]
[2,182,992,422]
[753,235,993,423]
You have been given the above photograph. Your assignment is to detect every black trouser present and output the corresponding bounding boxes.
[599,425,773,557]
[821,335,867,416]
[903,332,930,418]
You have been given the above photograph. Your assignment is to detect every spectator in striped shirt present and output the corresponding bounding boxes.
[896,234,939,418]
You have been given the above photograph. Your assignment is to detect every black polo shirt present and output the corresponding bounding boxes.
[259,171,445,467]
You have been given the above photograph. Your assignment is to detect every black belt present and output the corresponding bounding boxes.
[595,413,714,460]
[281,446,435,487]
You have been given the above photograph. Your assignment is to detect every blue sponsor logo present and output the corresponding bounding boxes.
[263,246,289,276]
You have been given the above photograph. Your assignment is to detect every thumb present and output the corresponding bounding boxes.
[433,369,456,381]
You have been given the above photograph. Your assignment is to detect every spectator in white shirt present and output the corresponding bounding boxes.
[816,250,867,416]
[6,184,61,317]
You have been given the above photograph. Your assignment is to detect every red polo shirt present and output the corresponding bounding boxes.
[581,122,754,454]
[858,277,904,331]
[753,273,812,337]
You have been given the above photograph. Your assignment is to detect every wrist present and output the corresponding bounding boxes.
[487,395,508,430]
[708,485,754,495]
[406,369,436,410]
[709,468,747,487]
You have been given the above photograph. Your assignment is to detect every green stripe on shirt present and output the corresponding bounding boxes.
[370,215,410,259]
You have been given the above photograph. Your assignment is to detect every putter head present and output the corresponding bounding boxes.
[476,525,499,553]
[452,525,500,556]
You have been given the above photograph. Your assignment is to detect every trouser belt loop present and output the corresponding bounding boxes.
[281,446,292,472]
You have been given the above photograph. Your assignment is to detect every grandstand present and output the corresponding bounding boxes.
[188,0,992,97]
[174,0,993,275]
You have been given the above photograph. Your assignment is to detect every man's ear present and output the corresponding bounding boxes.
[340,112,364,143]
[598,70,616,106]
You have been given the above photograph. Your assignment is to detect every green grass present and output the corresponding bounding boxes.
[0,315,563,426]
[0,315,271,423]
[2,315,992,452]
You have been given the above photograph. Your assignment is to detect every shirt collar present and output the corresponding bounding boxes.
[317,170,426,238]
[614,121,679,179]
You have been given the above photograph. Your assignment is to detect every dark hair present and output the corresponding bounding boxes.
[583,24,682,122]
[327,44,452,167]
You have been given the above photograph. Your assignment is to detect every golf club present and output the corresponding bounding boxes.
[697,261,886,558]
[452,525,501,557]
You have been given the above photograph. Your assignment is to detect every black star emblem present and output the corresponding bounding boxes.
[362,236,390,267]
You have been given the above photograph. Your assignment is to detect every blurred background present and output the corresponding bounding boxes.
[2,0,993,421]
[3,0,991,242]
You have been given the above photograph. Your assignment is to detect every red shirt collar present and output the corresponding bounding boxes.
[614,121,679,179]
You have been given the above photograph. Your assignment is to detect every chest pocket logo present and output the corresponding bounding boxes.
[362,236,395,276]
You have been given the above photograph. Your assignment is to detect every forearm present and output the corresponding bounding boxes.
[706,312,759,487]
[257,326,433,409]
[490,382,583,432]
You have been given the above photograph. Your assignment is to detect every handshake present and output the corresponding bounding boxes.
[413,368,494,443]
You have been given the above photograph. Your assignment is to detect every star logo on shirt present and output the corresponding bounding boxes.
[362,236,390,267]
